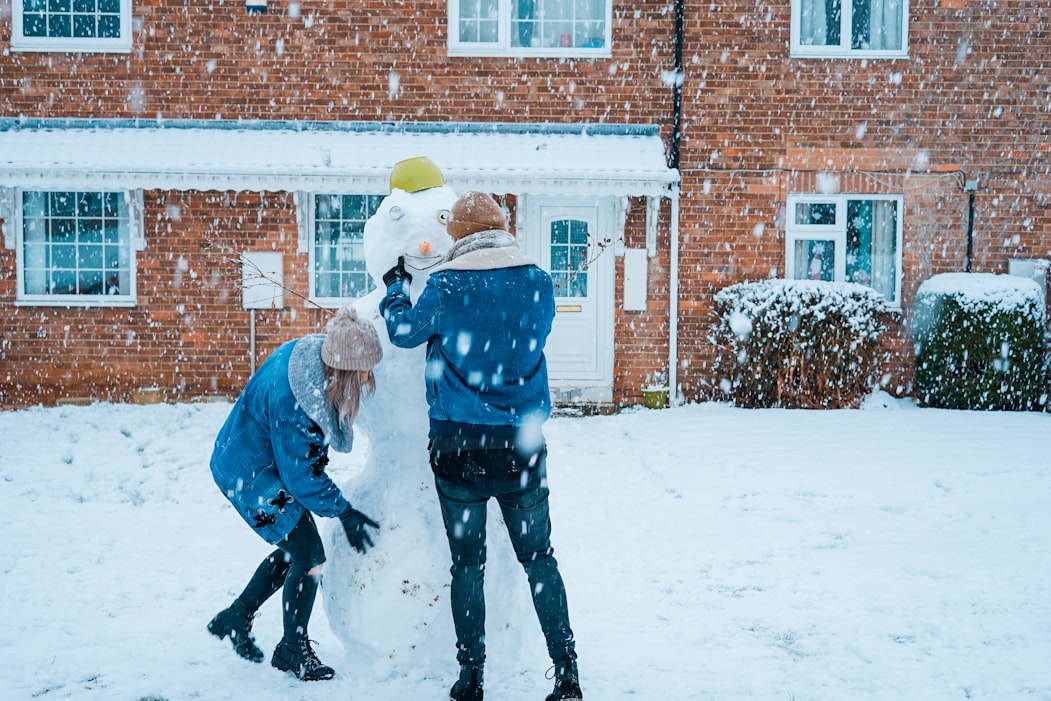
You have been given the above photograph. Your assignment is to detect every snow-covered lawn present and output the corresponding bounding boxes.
[2,396,1049,700]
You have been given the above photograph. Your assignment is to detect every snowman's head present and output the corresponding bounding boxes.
[363,184,458,294]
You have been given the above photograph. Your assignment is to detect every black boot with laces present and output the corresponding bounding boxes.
[450,663,483,701]
[545,655,582,701]
[271,636,335,681]
[207,603,265,663]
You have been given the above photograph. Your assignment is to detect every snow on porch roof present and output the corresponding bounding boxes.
[0,119,679,197]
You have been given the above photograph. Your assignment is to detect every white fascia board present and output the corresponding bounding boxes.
[0,123,678,198]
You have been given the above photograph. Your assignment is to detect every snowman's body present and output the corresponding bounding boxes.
[322,185,537,680]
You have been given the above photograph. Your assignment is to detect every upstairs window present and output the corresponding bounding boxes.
[12,0,132,52]
[791,0,907,58]
[15,190,139,306]
[786,194,903,307]
[309,194,384,305]
[449,0,612,57]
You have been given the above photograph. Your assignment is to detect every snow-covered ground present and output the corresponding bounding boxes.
[2,395,1049,701]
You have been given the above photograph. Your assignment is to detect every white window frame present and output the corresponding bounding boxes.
[13,188,143,308]
[11,0,133,53]
[786,193,904,308]
[303,193,382,308]
[448,0,612,58]
[790,0,909,59]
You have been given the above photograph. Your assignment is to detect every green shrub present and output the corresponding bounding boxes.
[914,273,1046,411]
[711,280,887,408]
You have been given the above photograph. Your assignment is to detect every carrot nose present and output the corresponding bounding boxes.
[418,241,432,256]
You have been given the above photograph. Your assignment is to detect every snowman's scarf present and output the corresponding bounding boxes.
[434,230,538,272]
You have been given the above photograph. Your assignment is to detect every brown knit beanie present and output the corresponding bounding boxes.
[446,191,508,241]
[321,307,383,371]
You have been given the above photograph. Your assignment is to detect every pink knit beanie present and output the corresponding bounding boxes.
[321,307,383,370]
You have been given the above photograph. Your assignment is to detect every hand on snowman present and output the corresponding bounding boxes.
[339,505,380,554]
[382,256,413,292]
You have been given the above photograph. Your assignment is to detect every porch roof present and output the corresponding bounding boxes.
[0,119,678,198]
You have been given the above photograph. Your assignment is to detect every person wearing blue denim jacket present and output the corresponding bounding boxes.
[207,308,382,682]
[380,191,582,701]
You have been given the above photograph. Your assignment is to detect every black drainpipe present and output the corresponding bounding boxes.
[670,0,685,170]
[964,178,978,272]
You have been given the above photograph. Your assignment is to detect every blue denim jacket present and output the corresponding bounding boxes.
[380,236,555,437]
[210,337,351,544]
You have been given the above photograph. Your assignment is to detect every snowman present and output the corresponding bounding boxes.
[321,157,536,682]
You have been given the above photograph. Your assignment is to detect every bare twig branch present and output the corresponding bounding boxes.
[552,233,616,294]
[233,257,334,314]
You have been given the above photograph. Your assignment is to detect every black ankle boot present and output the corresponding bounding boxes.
[545,655,582,701]
[271,637,335,681]
[207,604,264,663]
[450,663,483,701]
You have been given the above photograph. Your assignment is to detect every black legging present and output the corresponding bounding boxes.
[232,511,327,642]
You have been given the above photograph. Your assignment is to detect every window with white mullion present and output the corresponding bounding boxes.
[786,193,903,306]
[791,0,908,58]
[12,0,133,52]
[449,0,611,57]
[308,193,383,306]
[15,189,139,307]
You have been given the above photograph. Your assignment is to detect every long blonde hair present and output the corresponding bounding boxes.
[324,365,376,427]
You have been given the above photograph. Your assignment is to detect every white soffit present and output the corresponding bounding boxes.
[0,120,678,197]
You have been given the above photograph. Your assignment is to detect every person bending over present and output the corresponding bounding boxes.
[207,307,381,681]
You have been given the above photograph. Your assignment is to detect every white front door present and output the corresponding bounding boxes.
[521,196,616,404]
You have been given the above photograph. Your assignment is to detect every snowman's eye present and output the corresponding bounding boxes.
[389,206,405,221]
[437,209,451,225]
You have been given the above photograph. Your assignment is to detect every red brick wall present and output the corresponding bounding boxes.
[674,0,1051,401]
[0,192,335,407]
[614,197,671,405]
[0,0,677,124]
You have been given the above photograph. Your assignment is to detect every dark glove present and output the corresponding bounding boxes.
[382,256,412,290]
[339,506,379,554]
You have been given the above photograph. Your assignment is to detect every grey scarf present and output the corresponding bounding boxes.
[430,230,538,274]
[287,334,354,453]
[444,230,519,262]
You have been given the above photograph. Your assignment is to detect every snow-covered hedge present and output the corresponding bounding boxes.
[711,280,887,408]
[914,272,1047,411]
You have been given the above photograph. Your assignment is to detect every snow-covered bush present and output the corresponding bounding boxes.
[914,273,1047,411]
[711,280,887,408]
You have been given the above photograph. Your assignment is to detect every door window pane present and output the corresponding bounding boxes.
[550,218,589,297]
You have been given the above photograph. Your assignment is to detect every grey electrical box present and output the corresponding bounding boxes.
[241,252,285,310]
[1007,258,1049,312]
[623,248,648,311]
